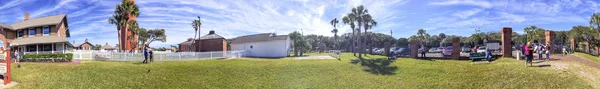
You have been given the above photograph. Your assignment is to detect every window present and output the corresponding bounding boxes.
[28,28,35,37]
[17,30,23,38]
[43,27,50,36]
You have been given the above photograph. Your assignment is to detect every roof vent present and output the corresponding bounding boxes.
[208,30,215,35]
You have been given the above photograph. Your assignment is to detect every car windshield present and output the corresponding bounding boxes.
[445,47,452,50]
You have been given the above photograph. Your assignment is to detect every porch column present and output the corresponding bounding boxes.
[36,44,39,54]
[52,43,55,53]
[63,43,65,53]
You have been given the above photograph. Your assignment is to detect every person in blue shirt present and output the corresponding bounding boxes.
[143,47,149,64]
[485,47,492,62]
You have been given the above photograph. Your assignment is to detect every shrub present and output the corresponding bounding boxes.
[21,53,73,62]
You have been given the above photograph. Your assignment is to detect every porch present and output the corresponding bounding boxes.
[13,42,73,54]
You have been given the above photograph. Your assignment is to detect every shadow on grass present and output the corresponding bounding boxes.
[533,64,551,67]
[350,58,398,75]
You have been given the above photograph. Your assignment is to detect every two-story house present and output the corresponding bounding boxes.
[0,13,72,54]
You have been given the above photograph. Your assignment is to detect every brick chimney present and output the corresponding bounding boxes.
[24,12,29,21]
[85,38,88,43]
[208,30,215,35]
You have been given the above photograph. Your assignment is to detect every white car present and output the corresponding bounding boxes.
[477,46,486,53]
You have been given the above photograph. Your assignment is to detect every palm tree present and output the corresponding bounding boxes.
[127,20,139,52]
[342,13,357,56]
[109,0,139,52]
[353,5,369,58]
[330,18,339,50]
[361,14,377,55]
[108,14,124,52]
[590,13,600,37]
[191,16,202,52]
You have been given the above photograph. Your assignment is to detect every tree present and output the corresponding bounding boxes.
[127,20,139,52]
[138,28,148,49]
[330,18,339,50]
[94,44,102,50]
[108,14,124,52]
[590,13,600,37]
[361,13,377,55]
[289,31,310,56]
[347,5,372,58]
[342,11,357,56]
[396,38,409,47]
[191,16,202,52]
[109,0,139,52]
[523,26,546,43]
[139,28,167,49]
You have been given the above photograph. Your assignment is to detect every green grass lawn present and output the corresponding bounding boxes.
[9,53,597,88]
[574,52,600,64]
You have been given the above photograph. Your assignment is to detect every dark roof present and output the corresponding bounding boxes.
[231,33,288,44]
[73,42,94,48]
[199,34,224,40]
[179,40,193,45]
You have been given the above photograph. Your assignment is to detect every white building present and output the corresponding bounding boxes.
[230,33,290,58]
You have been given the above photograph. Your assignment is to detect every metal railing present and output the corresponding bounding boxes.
[70,50,245,62]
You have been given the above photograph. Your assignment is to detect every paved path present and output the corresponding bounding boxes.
[546,55,600,69]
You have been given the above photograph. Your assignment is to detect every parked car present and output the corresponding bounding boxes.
[428,48,438,53]
[374,48,385,54]
[461,47,471,53]
[442,46,453,56]
[392,47,409,55]
[477,46,486,53]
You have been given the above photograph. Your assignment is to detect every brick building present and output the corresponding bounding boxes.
[74,38,94,50]
[178,30,227,52]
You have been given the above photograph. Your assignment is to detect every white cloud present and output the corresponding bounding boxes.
[452,8,483,19]
[428,0,492,8]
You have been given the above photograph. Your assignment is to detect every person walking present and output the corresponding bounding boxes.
[143,47,149,64]
[149,48,154,62]
[545,44,550,62]
[420,44,426,59]
[525,42,534,67]
[536,41,543,60]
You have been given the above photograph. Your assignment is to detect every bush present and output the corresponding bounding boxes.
[21,53,73,62]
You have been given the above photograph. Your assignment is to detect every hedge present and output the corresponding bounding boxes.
[22,53,73,62]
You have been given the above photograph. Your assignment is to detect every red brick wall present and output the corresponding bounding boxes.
[81,43,91,50]
[198,39,226,52]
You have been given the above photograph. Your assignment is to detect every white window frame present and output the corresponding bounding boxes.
[17,30,23,39]
[28,28,35,37]
[42,26,50,36]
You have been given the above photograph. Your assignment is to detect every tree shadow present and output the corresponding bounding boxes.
[350,58,398,75]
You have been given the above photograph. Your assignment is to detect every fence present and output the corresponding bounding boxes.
[69,50,245,62]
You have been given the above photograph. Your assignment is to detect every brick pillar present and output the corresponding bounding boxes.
[586,42,590,53]
[452,38,460,59]
[500,27,512,57]
[545,31,555,54]
[410,40,420,58]
[570,38,575,52]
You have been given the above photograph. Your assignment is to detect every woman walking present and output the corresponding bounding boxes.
[525,42,534,67]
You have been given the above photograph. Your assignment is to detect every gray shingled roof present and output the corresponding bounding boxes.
[11,36,67,46]
[231,33,288,44]
[8,14,67,30]
[199,34,224,40]
[73,42,94,48]
[0,23,12,29]
[179,40,193,45]
[102,44,117,50]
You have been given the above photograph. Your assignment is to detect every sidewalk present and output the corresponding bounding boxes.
[546,55,600,69]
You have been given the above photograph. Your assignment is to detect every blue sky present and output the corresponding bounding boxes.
[0,0,598,47]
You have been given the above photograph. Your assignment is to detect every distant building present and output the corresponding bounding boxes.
[74,38,94,50]
[0,13,72,54]
[178,30,227,52]
[101,43,118,52]
[230,33,290,58]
